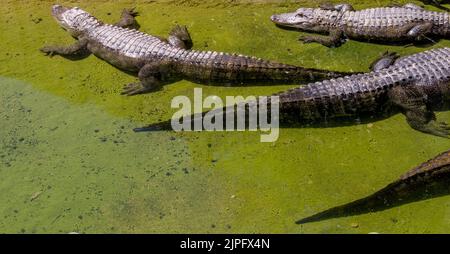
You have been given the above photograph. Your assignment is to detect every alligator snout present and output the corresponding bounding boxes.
[51,4,68,17]
[270,15,279,23]
[270,14,291,26]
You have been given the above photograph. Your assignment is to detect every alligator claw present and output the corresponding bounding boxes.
[40,46,56,57]
[124,8,139,17]
[439,122,450,130]
[427,121,450,138]
[122,83,141,96]
[298,36,314,44]
[121,82,155,96]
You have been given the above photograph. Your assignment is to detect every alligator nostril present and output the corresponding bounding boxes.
[270,15,278,22]
[52,5,61,13]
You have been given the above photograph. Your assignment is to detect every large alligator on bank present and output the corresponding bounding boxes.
[296,149,450,224]
[138,48,450,139]
[270,3,450,47]
[41,5,350,95]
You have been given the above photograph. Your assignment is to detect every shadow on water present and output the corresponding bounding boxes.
[54,50,353,89]
[296,149,450,224]
[278,111,391,129]
[134,104,450,133]
[133,110,394,132]
[57,53,92,61]
[296,174,450,225]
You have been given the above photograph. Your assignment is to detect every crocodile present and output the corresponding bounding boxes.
[137,48,450,139]
[40,5,350,95]
[270,3,450,47]
[296,149,450,224]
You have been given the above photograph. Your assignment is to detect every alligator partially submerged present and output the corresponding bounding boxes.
[41,5,349,95]
[138,48,450,139]
[296,149,450,224]
[271,3,450,47]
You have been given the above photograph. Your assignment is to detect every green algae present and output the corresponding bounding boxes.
[0,0,449,233]
[0,77,234,233]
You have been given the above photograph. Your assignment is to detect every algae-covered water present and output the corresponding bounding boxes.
[0,0,449,233]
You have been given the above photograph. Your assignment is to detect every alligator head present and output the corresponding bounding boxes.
[50,5,99,36]
[271,8,331,32]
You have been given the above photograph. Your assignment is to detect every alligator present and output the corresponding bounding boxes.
[137,48,450,139]
[296,149,450,224]
[40,5,350,95]
[270,3,450,47]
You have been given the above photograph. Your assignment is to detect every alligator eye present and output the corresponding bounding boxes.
[296,13,305,17]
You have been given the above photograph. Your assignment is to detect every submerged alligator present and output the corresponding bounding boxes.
[138,48,450,139]
[271,3,450,47]
[296,149,450,224]
[41,5,350,95]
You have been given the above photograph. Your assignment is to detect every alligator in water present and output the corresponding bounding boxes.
[270,3,450,47]
[296,149,450,224]
[137,48,450,139]
[40,5,350,95]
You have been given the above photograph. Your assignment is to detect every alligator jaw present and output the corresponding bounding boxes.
[270,13,297,28]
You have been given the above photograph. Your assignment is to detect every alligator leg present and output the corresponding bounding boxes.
[115,8,140,29]
[167,25,193,50]
[121,61,171,95]
[319,3,354,11]
[389,85,449,138]
[403,3,425,9]
[40,37,90,58]
[388,3,425,9]
[407,22,433,40]
[369,51,400,71]
[299,30,345,47]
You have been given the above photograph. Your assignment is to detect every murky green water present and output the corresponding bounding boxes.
[0,0,449,233]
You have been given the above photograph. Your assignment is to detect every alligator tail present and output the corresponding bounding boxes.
[133,98,275,132]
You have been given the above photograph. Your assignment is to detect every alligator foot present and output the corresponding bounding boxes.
[299,30,345,47]
[405,108,450,138]
[299,35,316,44]
[406,108,450,138]
[115,7,140,29]
[40,38,90,58]
[388,3,425,10]
[412,120,450,138]
[121,62,170,95]
[403,3,425,9]
[319,3,354,12]
[389,84,449,139]
[168,25,193,50]
[121,82,159,96]
[124,7,139,17]
[369,51,400,71]
[40,46,57,57]
[408,23,433,39]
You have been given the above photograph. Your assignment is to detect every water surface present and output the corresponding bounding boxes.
[0,0,449,233]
